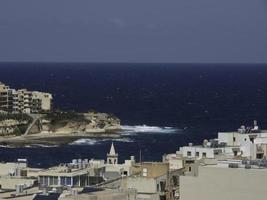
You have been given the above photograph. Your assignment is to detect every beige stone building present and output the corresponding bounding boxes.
[32,91,52,113]
[121,162,182,200]
[0,160,37,190]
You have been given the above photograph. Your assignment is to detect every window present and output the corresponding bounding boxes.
[43,177,49,186]
[187,151,192,156]
[196,152,200,157]
[66,177,72,186]
[186,160,194,164]
[142,168,148,177]
[233,137,236,142]
[189,166,192,172]
[49,176,53,185]
[60,177,65,185]
[172,176,178,186]
[73,176,79,186]
[160,181,166,192]
[257,153,263,159]
[52,176,59,185]
[202,152,207,158]
[39,176,44,185]
[60,177,72,186]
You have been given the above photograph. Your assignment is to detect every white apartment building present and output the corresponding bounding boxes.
[179,121,267,161]
[179,141,235,161]
[32,91,53,113]
[0,82,52,114]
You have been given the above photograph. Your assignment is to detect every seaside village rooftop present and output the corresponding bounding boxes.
[0,122,267,200]
[178,120,267,163]
[0,82,52,114]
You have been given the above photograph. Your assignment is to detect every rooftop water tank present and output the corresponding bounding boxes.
[131,156,135,161]
[203,139,208,147]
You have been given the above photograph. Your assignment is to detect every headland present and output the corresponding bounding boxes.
[0,111,121,147]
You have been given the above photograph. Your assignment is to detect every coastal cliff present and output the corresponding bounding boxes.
[0,111,121,146]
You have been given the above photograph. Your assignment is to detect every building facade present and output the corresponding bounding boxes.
[178,121,267,161]
[0,82,52,114]
[0,83,13,112]
[122,162,182,200]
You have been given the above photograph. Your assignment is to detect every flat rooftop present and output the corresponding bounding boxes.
[38,166,89,177]
[219,129,267,134]
[180,165,267,200]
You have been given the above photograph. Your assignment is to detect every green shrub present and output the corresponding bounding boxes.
[45,111,88,124]
[13,127,22,136]
[0,113,32,123]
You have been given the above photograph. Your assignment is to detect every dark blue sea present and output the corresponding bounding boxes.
[0,63,267,168]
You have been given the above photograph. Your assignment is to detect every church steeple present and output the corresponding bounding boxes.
[109,142,116,155]
[107,142,118,165]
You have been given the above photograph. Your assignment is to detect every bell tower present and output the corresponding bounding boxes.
[107,142,118,165]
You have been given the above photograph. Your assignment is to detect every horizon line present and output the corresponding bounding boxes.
[0,61,267,65]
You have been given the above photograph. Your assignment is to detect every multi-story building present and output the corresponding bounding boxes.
[0,82,52,114]
[0,82,13,112]
[178,120,267,162]
[32,91,52,113]
[122,162,182,200]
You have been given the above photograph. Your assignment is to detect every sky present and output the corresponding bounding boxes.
[0,0,267,63]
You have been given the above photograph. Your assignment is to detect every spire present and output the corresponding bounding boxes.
[107,142,118,165]
[109,142,116,155]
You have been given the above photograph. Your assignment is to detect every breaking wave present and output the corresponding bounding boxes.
[70,125,180,145]
[120,125,180,135]
[70,138,133,146]
[31,144,58,148]
[0,144,59,149]
[70,139,99,146]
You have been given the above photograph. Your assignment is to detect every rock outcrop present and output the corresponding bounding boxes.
[42,112,121,134]
[0,111,121,136]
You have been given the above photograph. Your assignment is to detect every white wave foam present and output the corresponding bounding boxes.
[70,139,99,145]
[111,138,133,143]
[121,125,179,134]
[70,137,133,146]
[35,144,58,148]
[25,144,59,148]
[0,144,59,148]
[0,145,9,148]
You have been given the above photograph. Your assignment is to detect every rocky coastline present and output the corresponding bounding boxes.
[0,111,122,146]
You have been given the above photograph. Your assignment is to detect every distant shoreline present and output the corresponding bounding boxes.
[0,130,121,147]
